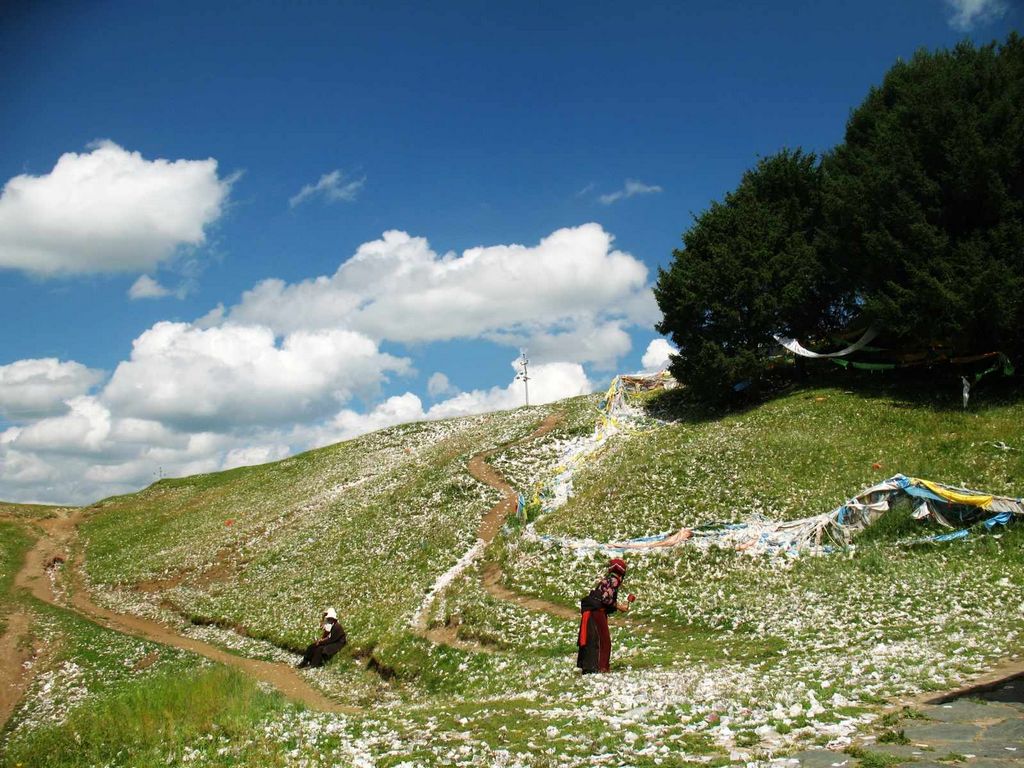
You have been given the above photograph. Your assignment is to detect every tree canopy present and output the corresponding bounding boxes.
[656,34,1024,400]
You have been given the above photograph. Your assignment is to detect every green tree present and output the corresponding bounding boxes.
[655,150,850,401]
[824,35,1024,362]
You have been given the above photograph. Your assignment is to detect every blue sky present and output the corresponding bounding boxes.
[0,0,1019,503]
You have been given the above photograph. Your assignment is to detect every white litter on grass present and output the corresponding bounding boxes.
[8,660,89,738]
[410,539,485,629]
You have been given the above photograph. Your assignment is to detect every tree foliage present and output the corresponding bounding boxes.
[655,150,849,401]
[656,35,1024,400]
[825,35,1024,360]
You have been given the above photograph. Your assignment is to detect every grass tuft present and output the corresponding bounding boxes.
[1,666,289,768]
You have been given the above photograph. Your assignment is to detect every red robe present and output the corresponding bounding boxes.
[576,573,620,673]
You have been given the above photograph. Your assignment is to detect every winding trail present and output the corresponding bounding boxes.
[10,511,356,714]
[415,412,573,645]
[4,410,572,719]
[466,427,578,621]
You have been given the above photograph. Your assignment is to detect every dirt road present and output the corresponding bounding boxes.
[0,610,35,730]
[10,511,355,714]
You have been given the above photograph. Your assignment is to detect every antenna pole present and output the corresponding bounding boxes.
[517,351,530,407]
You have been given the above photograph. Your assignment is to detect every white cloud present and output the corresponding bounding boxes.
[0,392,295,503]
[945,0,1007,29]
[128,275,172,300]
[487,320,633,371]
[0,358,104,419]
[0,222,657,504]
[0,448,58,487]
[427,361,591,419]
[221,224,652,367]
[427,372,457,398]
[0,421,234,504]
[222,444,291,471]
[289,170,365,208]
[12,396,112,453]
[0,350,595,504]
[103,321,410,431]
[599,179,663,205]
[0,141,232,276]
[307,392,429,446]
[641,338,677,372]
[303,361,592,447]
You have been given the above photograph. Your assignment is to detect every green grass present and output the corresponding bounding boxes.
[877,728,910,744]
[80,404,569,653]
[846,746,906,768]
[1,595,303,768]
[1,666,292,768]
[537,386,1024,540]
[0,501,65,521]
[0,520,34,632]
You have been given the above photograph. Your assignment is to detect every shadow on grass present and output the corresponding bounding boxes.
[644,367,1024,425]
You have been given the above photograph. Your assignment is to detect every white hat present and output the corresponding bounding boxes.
[324,607,337,621]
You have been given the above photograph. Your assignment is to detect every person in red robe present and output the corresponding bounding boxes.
[576,558,631,673]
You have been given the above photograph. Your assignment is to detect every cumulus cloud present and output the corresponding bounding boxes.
[599,179,663,205]
[0,141,232,277]
[0,417,233,504]
[427,372,457,398]
[641,338,678,372]
[304,361,591,446]
[128,275,172,300]
[222,444,291,471]
[306,392,429,446]
[0,384,301,503]
[0,222,656,504]
[12,396,112,454]
[0,358,104,419]
[221,224,652,367]
[487,320,633,371]
[945,0,1007,29]
[289,170,365,208]
[103,322,410,431]
[427,361,591,420]
[0,349,593,504]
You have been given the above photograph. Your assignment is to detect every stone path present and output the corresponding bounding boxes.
[792,676,1024,767]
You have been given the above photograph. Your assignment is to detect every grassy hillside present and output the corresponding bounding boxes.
[477,384,1024,756]
[541,387,1024,539]
[0,501,65,521]
[79,398,596,660]
[6,383,1022,766]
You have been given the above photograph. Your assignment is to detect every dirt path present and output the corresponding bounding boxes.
[480,563,577,619]
[0,610,36,730]
[5,411,566,718]
[461,412,582,621]
[469,418,675,630]
[414,413,567,647]
[12,511,357,714]
[466,421,582,621]
[471,412,562,545]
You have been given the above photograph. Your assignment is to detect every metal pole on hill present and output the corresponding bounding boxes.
[516,351,530,407]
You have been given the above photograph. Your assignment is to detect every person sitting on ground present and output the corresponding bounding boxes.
[297,607,347,668]
[576,558,631,674]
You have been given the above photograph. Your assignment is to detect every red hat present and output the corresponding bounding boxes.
[608,558,627,575]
